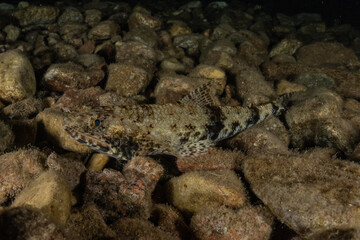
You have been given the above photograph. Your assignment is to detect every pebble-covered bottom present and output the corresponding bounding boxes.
[0,1,360,240]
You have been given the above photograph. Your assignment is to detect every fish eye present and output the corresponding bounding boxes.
[94,119,101,126]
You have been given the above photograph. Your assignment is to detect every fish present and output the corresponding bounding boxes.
[63,84,287,160]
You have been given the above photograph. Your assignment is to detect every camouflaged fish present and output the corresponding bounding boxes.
[64,84,286,160]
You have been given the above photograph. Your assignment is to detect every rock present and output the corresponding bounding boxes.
[235,67,276,106]
[314,118,359,156]
[57,7,84,25]
[123,26,158,48]
[298,22,326,35]
[59,23,88,43]
[238,40,268,67]
[0,206,65,240]
[0,149,46,204]
[84,9,102,27]
[176,149,244,172]
[36,108,91,153]
[105,63,150,97]
[78,41,96,54]
[151,204,192,239]
[6,119,37,147]
[168,20,192,37]
[243,152,360,240]
[87,153,110,171]
[64,203,116,240]
[46,153,86,190]
[228,127,290,155]
[272,54,297,64]
[53,42,78,62]
[12,170,72,226]
[128,10,162,30]
[43,62,105,92]
[0,121,15,153]
[293,72,335,89]
[173,33,205,56]
[160,58,187,73]
[3,25,20,42]
[123,156,164,192]
[94,40,116,62]
[190,205,273,240]
[296,42,359,68]
[351,143,360,162]
[2,97,46,119]
[285,88,343,128]
[110,217,180,240]
[98,91,140,107]
[167,169,247,214]
[154,73,209,104]
[75,53,106,68]
[88,20,120,41]
[276,79,307,95]
[211,23,236,41]
[0,50,36,103]
[115,41,158,73]
[13,6,60,26]
[84,168,152,220]
[269,39,302,58]
[54,87,104,112]
[188,64,226,95]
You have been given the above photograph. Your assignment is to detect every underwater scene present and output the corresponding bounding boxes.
[0,0,360,239]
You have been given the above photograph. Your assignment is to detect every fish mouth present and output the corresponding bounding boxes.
[65,126,119,158]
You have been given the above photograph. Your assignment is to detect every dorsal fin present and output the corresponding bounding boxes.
[179,82,220,106]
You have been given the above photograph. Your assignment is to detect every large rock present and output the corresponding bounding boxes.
[13,6,60,26]
[0,149,47,204]
[0,50,36,103]
[12,170,72,226]
[243,151,360,240]
[167,169,247,214]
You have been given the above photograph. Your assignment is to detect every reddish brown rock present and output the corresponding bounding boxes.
[84,169,152,220]
[43,62,105,92]
[123,156,164,192]
[54,87,104,111]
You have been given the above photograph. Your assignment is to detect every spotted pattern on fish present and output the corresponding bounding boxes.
[63,98,284,160]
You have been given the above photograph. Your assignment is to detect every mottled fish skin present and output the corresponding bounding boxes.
[63,101,282,160]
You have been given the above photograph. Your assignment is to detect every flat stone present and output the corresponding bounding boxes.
[296,42,359,68]
[243,152,360,239]
[167,169,247,214]
[13,6,59,26]
[191,205,273,240]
